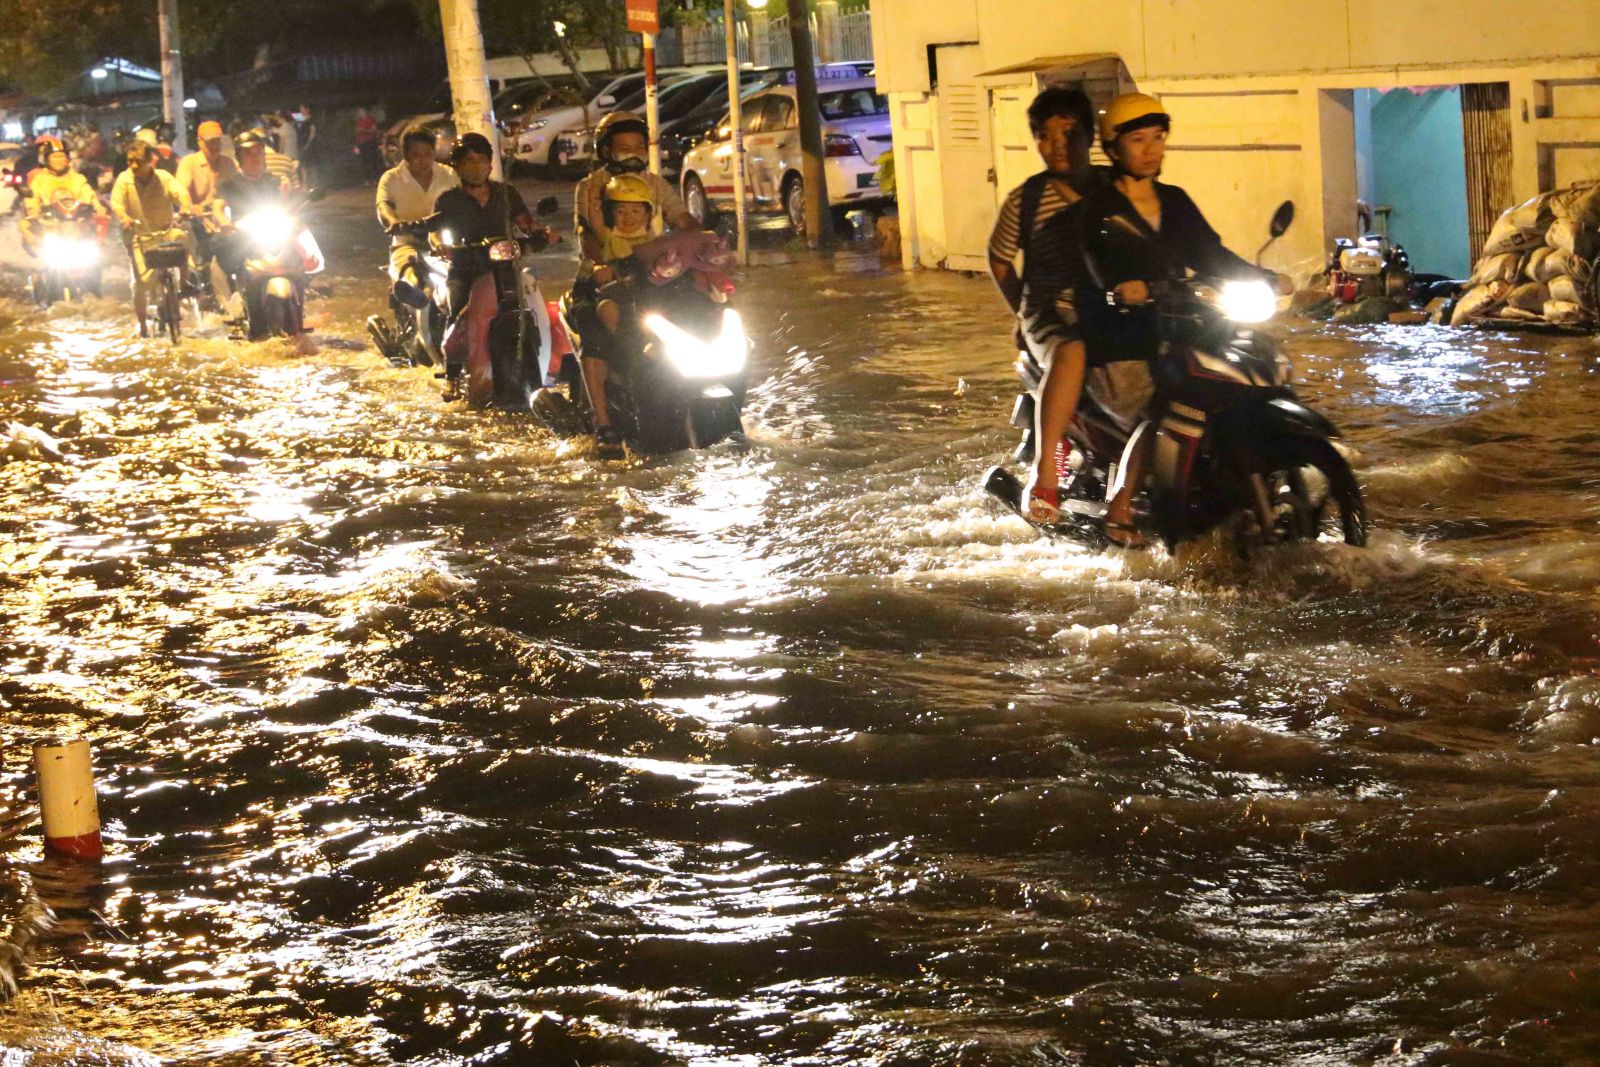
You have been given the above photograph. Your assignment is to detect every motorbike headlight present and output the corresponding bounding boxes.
[488,238,519,262]
[237,208,294,250]
[1217,279,1277,323]
[41,233,99,270]
[644,308,747,379]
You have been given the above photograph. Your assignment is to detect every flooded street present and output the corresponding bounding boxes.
[1,187,1599,1064]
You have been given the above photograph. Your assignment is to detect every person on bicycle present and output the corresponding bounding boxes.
[110,139,194,337]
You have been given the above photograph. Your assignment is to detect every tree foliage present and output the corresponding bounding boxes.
[0,0,154,92]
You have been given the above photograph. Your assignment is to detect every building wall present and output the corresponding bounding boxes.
[874,0,1600,273]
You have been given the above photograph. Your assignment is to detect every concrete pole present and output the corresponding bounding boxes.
[439,0,501,178]
[644,33,661,174]
[35,739,102,861]
[723,0,748,264]
[157,0,187,153]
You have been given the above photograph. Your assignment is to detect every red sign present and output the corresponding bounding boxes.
[625,0,659,34]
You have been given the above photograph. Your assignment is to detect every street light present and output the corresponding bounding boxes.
[747,0,766,7]
[183,98,197,109]
[553,20,566,38]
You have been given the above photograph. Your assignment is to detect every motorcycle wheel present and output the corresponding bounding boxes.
[1271,436,1368,547]
[687,396,743,448]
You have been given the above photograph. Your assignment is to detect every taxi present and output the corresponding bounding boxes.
[678,70,892,233]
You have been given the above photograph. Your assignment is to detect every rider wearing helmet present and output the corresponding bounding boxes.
[22,136,107,256]
[573,110,697,271]
[1078,92,1286,544]
[568,111,698,450]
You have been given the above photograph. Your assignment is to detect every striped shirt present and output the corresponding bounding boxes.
[989,173,1098,324]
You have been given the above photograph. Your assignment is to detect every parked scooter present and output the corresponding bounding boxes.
[1327,233,1410,307]
[21,187,107,306]
[984,201,1368,553]
[556,232,748,454]
[228,188,327,340]
[393,195,562,409]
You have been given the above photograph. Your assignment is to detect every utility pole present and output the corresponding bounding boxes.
[626,0,662,174]
[439,0,501,177]
[157,0,187,153]
[723,0,748,263]
[786,0,833,247]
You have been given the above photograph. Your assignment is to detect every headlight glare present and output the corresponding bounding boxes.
[1217,279,1277,323]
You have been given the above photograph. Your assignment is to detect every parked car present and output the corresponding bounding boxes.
[657,65,869,181]
[679,73,893,233]
[553,70,757,172]
[511,66,717,170]
[496,79,585,157]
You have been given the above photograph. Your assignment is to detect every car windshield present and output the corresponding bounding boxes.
[818,87,887,120]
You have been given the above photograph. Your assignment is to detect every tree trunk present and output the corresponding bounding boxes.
[786,0,834,248]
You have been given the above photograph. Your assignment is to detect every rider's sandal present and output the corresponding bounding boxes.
[1024,480,1063,524]
[1103,520,1149,549]
[594,425,624,456]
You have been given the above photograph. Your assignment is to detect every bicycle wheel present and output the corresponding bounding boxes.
[163,271,182,344]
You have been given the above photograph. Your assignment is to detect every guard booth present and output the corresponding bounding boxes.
[930,51,1134,271]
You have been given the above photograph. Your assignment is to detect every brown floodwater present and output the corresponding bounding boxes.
[0,190,1598,1064]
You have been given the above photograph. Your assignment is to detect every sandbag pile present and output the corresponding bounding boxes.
[1451,183,1599,328]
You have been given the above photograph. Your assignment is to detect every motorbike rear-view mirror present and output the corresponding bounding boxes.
[393,280,430,310]
[304,186,329,204]
[1269,200,1295,238]
[535,195,560,216]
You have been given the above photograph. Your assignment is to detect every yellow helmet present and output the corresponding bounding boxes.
[603,172,655,205]
[1097,92,1170,146]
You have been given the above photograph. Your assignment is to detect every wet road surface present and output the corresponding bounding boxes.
[0,187,1599,1064]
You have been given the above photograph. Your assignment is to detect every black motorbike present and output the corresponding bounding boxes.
[985,201,1367,553]
[556,251,748,455]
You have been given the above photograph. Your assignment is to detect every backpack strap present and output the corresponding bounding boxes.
[1016,171,1052,286]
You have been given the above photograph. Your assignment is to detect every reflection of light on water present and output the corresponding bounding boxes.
[616,458,787,606]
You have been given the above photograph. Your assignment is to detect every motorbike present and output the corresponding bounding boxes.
[984,200,1368,553]
[554,231,748,455]
[228,188,327,341]
[1327,233,1410,308]
[3,167,26,216]
[392,194,562,410]
[366,236,448,369]
[22,188,107,306]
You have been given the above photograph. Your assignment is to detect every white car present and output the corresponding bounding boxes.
[513,68,711,170]
[679,75,893,233]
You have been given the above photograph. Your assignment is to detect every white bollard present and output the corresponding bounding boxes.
[33,739,103,861]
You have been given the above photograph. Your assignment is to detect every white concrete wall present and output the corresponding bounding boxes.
[873,0,1600,273]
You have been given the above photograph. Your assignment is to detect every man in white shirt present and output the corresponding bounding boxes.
[375,127,460,288]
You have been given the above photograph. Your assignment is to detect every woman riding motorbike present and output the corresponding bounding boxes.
[1076,92,1288,545]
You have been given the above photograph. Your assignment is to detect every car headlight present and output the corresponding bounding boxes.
[237,208,294,250]
[644,308,747,379]
[488,238,519,261]
[1217,279,1277,323]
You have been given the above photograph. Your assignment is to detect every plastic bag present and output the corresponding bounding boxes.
[1543,299,1584,325]
[1482,199,1548,255]
[1547,217,1579,255]
[1550,183,1600,231]
[1506,280,1549,312]
[1548,275,1580,305]
[1530,248,1577,283]
[1470,251,1523,285]
[1450,281,1509,324]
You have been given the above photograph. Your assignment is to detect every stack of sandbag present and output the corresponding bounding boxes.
[1451,182,1599,327]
